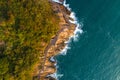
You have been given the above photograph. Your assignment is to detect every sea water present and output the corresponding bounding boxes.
[54,0,120,80]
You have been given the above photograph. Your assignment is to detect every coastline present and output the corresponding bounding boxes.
[40,0,76,80]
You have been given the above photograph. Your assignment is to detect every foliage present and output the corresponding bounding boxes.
[0,0,59,80]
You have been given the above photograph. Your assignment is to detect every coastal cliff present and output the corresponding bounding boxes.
[40,0,76,80]
[0,0,61,80]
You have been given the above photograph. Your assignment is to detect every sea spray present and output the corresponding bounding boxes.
[46,72,63,79]
[59,0,83,55]
[50,0,83,79]
[52,0,62,4]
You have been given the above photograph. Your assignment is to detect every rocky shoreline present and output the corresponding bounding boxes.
[40,0,76,80]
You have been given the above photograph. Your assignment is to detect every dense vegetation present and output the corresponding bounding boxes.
[0,0,59,80]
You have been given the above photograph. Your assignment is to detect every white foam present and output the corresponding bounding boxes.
[51,0,83,80]
[60,45,71,55]
[63,0,71,11]
[47,73,63,79]
[69,12,76,24]
[73,23,83,41]
[50,57,56,62]
[52,0,62,4]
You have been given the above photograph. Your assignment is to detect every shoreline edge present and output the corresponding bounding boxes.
[40,0,77,80]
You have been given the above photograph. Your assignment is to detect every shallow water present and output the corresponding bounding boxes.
[56,0,120,80]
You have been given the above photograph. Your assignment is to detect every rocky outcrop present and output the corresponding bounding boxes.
[40,0,76,80]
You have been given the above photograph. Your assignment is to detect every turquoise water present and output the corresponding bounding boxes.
[56,0,120,80]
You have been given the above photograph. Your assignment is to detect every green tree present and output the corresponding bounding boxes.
[0,0,59,79]
[0,58,9,75]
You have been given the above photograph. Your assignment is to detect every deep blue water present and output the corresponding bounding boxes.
[56,0,120,80]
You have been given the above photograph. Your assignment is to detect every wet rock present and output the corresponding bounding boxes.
[45,76,56,80]
[40,1,76,80]
[59,0,64,3]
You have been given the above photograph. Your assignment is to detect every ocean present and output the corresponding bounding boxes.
[54,0,120,80]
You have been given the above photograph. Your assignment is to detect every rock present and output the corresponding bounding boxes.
[69,17,74,21]
[59,0,64,3]
[44,67,56,74]
[40,1,76,80]
[45,75,56,80]
[59,4,71,15]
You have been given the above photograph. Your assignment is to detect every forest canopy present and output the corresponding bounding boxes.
[0,0,59,80]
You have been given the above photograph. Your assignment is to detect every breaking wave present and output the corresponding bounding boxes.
[49,0,84,79]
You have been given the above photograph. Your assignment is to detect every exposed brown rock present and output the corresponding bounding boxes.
[39,1,76,80]
[59,0,64,3]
